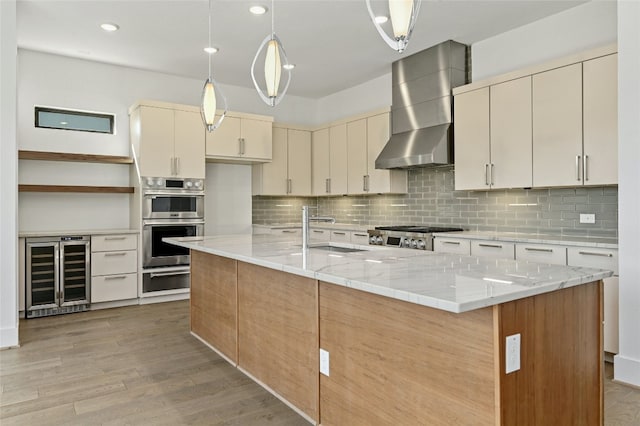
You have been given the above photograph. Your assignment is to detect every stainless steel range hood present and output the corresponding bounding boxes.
[376,40,469,169]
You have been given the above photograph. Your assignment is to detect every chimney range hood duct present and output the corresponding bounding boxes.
[376,40,470,169]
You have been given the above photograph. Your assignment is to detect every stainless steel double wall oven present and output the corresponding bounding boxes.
[141,177,204,293]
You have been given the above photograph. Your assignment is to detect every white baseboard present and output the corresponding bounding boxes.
[614,354,640,388]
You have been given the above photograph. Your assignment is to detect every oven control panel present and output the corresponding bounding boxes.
[142,177,203,192]
[368,231,431,250]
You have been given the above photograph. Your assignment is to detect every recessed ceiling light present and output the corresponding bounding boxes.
[59,121,68,125]
[283,64,295,70]
[249,5,268,15]
[100,23,120,32]
[374,15,388,24]
[204,46,219,54]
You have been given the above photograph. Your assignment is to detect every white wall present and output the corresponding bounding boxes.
[472,1,617,81]
[204,163,252,235]
[614,0,640,388]
[1,0,19,348]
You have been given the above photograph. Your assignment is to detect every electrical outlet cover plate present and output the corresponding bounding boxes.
[320,348,330,376]
[580,213,596,224]
[506,333,521,374]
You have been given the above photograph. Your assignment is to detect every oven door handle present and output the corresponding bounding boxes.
[143,220,205,226]
[149,271,191,279]
[143,191,205,197]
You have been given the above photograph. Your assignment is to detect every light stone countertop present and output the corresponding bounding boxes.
[166,233,613,314]
[19,229,139,238]
[435,231,618,249]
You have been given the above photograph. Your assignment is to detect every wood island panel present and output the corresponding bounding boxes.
[319,281,497,426]
[190,251,238,363]
[497,281,603,426]
[237,262,319,422]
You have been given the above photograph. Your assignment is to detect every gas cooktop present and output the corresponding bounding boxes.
[374,225,464,234]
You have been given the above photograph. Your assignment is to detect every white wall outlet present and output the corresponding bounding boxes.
[505,333,521,374]
[580,213,596,224]
[320,348,330,376]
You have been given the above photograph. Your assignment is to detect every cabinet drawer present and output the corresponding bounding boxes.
[330,230,350,243]
[434,238,471,255]
[309,229,330,242]
[92,234,137,252]
[471,240,515,259]
[350,232,370,246]
[91,273,138,303]
[516,244,567,265]
[567,247,618,274]
[92,250,137,276]
[272,228,301,237]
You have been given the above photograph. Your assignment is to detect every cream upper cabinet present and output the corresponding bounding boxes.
[583,53,618,186]
[490,76,532,189]
[253,126,311,196]
[329,124,349,195]
[532,63,583,187]
[454,87,491,190]
[287,129,312,195]
[312,128,330,195]
[347,118,368,194]
[454,78,532,191]
[366,112,407,194]
[130,102,205,179]
[206,114,272,162]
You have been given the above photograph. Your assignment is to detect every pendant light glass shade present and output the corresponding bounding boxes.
[201,0,227,132]
[366,0,421,53]
[251,0,291,107]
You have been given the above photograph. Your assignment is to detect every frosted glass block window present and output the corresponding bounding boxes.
[35,107,114,134]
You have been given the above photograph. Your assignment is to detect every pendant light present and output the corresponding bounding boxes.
[366,0,421,53]
[201,0,227,132]
[251,0,291,107]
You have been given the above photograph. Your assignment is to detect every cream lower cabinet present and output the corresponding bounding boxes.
[130,102,205,179]
[347,113,407,195]
[433,237,471,255]
[454,76,532,191]
[91,234,138,303]
[471,240,515,259]
[206,113,273,162]
[253,126,311,196]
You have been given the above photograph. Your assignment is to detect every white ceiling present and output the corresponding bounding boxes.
[17,0,586,99]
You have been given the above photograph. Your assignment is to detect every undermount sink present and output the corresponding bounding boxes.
[309,245,367,253]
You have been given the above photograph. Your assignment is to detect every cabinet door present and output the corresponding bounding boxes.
[242,118,272,160]
[433,237,471,255]
[329,124,348,194]
[470,240,515,259]
[137,106,174,178]
[312,128,330,195]
[533,63,583,187]
[287,129,312,195]
[583,54,618,186]
[347,119,367,194]
[174,109,205,179]
[206,115,241,157]
[490,77,533,189]
[256,127,288,195]
[454,88,490,190]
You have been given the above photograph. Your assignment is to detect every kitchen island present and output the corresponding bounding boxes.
[167,234,612,425]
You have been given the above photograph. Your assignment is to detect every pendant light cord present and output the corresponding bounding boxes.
[271,0,275,37]
[208,0,212,79]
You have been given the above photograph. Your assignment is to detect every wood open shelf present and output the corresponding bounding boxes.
[19,150,133,164]
[19,185,134,194]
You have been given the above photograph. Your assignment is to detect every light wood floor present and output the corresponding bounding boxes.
[1,301,639,425]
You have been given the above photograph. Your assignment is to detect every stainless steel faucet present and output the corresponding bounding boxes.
[302,206,335,250]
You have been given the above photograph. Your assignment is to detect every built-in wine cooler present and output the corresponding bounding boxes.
[26,236,91,318]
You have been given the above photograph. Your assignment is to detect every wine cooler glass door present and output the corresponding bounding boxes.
[60,240,91,306]
[26,242,59,312]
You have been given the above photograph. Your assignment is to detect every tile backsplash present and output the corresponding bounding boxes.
[252,166,618,238]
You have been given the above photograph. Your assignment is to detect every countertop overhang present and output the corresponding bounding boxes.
[166,234,613,313]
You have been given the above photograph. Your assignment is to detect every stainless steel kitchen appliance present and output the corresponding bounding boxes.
[25,235,91,318]
[368,226,463,250]
[141,177,204,294]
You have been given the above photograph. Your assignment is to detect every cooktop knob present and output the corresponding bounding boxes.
[185,181,193,188]
[417,240,426,249]
[194,181,202,188]
[146,177,154,186]
[411,239,418,248]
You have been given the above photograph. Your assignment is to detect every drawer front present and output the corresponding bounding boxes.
[434,238,471,255]
[567,247,618,274]
[309,229,331,242]
[516,244,567,265]
[92,250,138,276]
[350,232,370,246]
[471,240,515,259]
[272,228,301,237]
[92,234,137,252]
[330,230,350,243]
[91,273,138,303]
